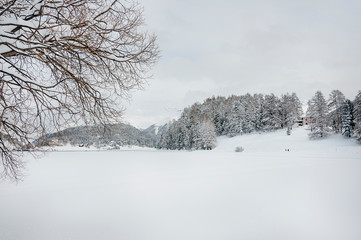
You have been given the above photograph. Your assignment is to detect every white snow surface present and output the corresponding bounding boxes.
[45,144,157,152]
[1,126,361,240]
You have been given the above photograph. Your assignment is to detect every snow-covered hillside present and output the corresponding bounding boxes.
[215,125,360,153]
[0,127,360,240]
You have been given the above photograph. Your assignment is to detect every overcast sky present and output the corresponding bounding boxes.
[123,0,361,128]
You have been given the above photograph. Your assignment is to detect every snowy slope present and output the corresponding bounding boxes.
[0,127,360,240]
[215,125,360,153]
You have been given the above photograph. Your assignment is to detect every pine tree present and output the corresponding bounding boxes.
[214,111,226,135]
[174,121,185,150]
[157,124,170,149]
[307,91,330,138]
[262,94,281,131]
[167,120,178,150]
[241,94,256,134]
[194,119,217,150]
[253,94,265,131]
[353,91,361,142]
[227,101,243,137]
[328,90,346,133]
[342,99,354,138]
[280,93,303,130]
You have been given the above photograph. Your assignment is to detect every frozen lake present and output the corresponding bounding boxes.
[1,128,361,240]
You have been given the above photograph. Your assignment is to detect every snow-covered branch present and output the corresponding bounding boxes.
[0,0,159,180]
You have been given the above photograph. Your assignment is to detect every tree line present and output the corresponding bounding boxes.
[307,90,361,140]
[36,124,157,149]
[157,90,361,150]
[157,93,303,150]
[36,90,361,152]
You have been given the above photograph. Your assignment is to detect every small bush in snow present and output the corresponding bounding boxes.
[235,146,244,152]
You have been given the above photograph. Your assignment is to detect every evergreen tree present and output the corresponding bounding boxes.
[328,90,346,133]
[353,91,361,142]
[194,119,217,150]
[307,91,330,138]
[253,94,265,131]
[241,94,256,133]
[342,99,354,138]
[280,93,303,130]
[227,101,243,137]
[159,124,171,149]
[178,111,192,150]
[214,111,226,136]
[262,94,282,131]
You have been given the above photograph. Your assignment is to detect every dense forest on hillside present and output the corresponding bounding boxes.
[36,124,158,149]
[37,90,361,150]
[157,93,303,150]
[157,90,361,150]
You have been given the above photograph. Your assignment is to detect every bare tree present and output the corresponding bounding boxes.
[0,0,159,180]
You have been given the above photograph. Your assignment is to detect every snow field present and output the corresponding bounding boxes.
[0,127,360,240]
[215,125,360,153]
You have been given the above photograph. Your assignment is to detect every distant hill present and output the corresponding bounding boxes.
[36,123,163,148]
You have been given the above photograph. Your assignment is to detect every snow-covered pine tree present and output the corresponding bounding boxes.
[156,124,168,149]
[279,93,303,131]
[307,91,330,138]
[214,111,226,135]
[290,93,303,123]
[253,94,265,131]
[194,119,217,150]
[353,91,361,142]
[227,100,243,137]
[178,110,192,150]
[174,120,185,150]
[241,94,256,134]
[213,96,229,135]
[157,122,177,149]
[342,99,354,138]
[200,98,215,123]
[221,95,240,136]
[328,90,346,133]
[168,120,179,149]
[262,94,281,131]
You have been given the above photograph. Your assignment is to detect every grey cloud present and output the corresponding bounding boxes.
[126,0,361,127]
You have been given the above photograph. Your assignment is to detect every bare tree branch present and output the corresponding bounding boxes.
[0,0,159,180]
